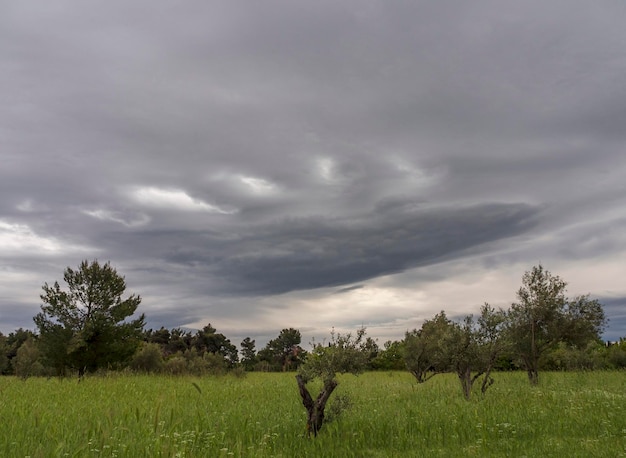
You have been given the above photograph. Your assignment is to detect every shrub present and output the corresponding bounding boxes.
[130,342,164,373]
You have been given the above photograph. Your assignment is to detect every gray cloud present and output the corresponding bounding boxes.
[1,0,626,341]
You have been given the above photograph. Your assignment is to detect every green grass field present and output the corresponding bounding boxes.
[1,371,625,457]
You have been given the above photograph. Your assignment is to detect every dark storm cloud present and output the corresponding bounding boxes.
[118,201,539,296]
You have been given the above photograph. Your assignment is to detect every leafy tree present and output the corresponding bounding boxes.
[361,336,379,369]
[445,316,480,400]
[259,328,304,371]
[165,328,193,355]
[507,265,606,385]
[405,306,507,399]
[146,327,171,346]
[5,328,36,374]
[14,337,46,378]
[181,347,226,375]
[296,327,368,437]
[34,260,145,377]
[163,354,188,375]
[446,305,507,400]
[192,324,238,366]
[404,311,454,383]
[475,303,509,393]
[371,340,406,370]
[561,295,606,348]
[542,341,608,371]
[130,342,164,373]
[240,337,257,370]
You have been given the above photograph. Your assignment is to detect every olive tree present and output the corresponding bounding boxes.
[34,260,145,376]
[475,303,508,393]
[404,311,454,383]
[296,328,368,437]
[508,265,606,385]
[405,306,507,399]
[446,304,508,399]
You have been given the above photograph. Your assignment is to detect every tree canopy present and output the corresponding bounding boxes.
[507,265,606,384]
[296,327,369,436]
[34,260,145,376]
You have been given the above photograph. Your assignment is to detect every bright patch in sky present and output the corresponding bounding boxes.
[0,220,90,256]
[16,200,37,212]
[238,175,277,195]
[390,157,438,187]
[317,157,335,182]
[83,209,151,227]
[130,187,237,214]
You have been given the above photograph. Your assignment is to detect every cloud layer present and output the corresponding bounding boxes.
[2,0,625,344]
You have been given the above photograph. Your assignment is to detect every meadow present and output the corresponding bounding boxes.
[0,371,625,457]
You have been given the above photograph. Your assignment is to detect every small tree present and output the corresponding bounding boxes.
[34,260,145,377]
[507,265,606,385]
[446,306,507,400]
[562,295,606,348]
[296,328,368,437]
[130,342,164,373]
[446,316,481,400]
[475,303,508,393]
[361,337,379,369]
[259,328,304,371]
[240,337,257,370]
[165,328,193,355]
[14,337,46,378]
[371,340,406,370]
[404,311,454,383]
[147,327,172,346]
[5,328,36,375]
[192,324,239,367]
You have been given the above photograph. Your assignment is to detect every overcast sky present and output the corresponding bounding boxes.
[2,0,625,348]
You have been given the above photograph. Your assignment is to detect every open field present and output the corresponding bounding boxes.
[1,371,625,457]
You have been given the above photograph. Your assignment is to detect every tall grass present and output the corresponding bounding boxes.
[0,371,624,457]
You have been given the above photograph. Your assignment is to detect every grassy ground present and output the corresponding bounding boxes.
[0,371,625,457]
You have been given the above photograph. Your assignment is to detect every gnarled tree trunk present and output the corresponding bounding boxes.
[295,374,338,437]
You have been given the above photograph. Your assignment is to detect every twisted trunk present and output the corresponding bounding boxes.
[295,374,338,437]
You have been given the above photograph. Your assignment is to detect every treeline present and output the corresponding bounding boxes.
[1,261,625,381]
[3,321,625,380]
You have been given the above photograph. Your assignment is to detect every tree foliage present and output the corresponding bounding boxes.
[240,337,257,370]
[446,305,508,399]
[258,328,304,371]
[404,311,453,383]
[14,337,46,378]
[192,324,239,366]
[371,340,406,370]
[34,260,145,376]
[130,342,165,373]
[296,327,368,436]
[507,265,606,385]
[404,305,508,399]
